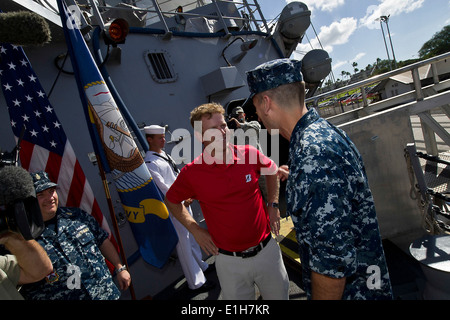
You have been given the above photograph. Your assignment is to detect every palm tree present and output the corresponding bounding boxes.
[352,62,358,74]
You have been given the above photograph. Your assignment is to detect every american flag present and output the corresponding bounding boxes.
[0,43,117,251]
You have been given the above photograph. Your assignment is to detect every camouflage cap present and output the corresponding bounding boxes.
[246,58,303,98]
[31,171,58,193]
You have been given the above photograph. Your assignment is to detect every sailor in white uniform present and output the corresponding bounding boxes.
[144,125,214,292]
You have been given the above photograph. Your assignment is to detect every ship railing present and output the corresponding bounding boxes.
[308,51,450,156]
[89,0,271,37]
[405,143,450,235]
[12,0,271,36]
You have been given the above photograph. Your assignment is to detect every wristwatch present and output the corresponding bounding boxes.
[115,265,127,275]
[267,202,279,208]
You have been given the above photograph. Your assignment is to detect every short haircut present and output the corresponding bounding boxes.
[255,82,305,109]
[190,102,225,128]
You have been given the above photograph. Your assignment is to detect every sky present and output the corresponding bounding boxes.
[256,0,450,80]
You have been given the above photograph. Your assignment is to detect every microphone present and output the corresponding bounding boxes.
[0,166,44,240]
[0,11,51,46]
[0,166,36,205]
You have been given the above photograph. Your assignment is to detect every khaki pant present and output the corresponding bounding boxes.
[216,237,290,300]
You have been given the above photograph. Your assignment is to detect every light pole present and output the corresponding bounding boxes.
[380,15,397,69]
[377,16,392,70]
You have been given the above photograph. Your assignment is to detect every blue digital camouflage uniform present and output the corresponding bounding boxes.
[19,207,120,300]
[286,107,393,300]
[246,58,393,299]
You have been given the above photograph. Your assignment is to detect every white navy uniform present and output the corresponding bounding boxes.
[144,149,209,289]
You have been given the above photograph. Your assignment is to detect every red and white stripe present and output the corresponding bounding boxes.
[19,138,114,240]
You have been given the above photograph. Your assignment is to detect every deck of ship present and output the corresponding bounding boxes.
[148,217,427,300]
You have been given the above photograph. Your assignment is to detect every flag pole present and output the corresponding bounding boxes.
[96,156,137,300]
[56,0,178,270]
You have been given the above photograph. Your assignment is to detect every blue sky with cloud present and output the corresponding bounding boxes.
[256,0,450,79]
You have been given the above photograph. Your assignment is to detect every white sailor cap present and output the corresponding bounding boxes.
[144,125,165,135]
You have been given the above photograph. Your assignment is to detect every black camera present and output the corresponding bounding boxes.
[227,115,244,130]
[0,139,45,240]
[0,196,44,240]
[0,149,19,169]
[227,118,237,130]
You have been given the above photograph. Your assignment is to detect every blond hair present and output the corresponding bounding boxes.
[190,102,225,128]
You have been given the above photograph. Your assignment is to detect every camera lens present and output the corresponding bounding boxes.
[0,198,44,240]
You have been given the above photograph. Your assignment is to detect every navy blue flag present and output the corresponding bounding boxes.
[56,0,178,268]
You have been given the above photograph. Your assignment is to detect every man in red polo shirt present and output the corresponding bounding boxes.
[165,102,289,300]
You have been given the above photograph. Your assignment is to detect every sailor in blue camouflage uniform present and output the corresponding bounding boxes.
[19,171,129,300]
[245,59,393,300]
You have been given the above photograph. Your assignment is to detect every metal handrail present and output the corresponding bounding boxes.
[316,51,450,157]
[307,51,450,106]
[92,0,268,34]
[18,0,269,34]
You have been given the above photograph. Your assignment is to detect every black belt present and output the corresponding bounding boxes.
[218,234,271,258]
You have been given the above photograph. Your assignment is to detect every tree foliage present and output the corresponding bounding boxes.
[419,25,450,59]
